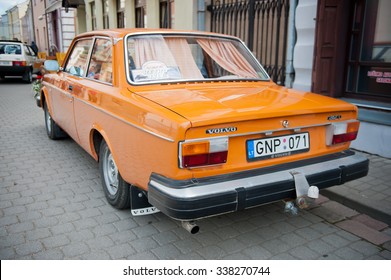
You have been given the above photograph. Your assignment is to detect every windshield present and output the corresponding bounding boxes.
[126,34,269,84]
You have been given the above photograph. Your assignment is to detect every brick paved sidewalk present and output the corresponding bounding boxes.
[323,152,391,226]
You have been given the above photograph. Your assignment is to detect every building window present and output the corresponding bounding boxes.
[346,0,391,100]
[135,0,146,28]
[91,2,97,30]
[159,0,174,28]
[103,0,109,29]
[117,0,125,28]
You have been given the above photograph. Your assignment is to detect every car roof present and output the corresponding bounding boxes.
[0,40,23,44]
[74,28,239,42]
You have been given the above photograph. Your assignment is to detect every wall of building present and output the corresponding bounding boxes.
[174,0,197,30]
[9,7,21,40]
[21,2,34,44]
[0,14,10,40]
[291,0,317,91]
[60,8,75,51]
[290,0,390,158]
[351,122,391,158]
[33,0,48,54]
[84,0,200,31]
[1,1,32,42]
[76,5,87,35]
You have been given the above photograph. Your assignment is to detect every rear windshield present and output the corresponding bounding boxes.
[126,34,269,84]
[0,43,22,55]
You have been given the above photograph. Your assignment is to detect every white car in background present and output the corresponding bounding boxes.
[0,40,38,83]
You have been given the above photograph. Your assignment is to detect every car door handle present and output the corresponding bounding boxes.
[68,85,73,91]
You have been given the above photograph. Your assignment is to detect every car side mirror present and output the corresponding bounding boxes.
[44,60,60,72]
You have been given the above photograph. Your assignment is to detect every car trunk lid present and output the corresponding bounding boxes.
[134,82,357,127]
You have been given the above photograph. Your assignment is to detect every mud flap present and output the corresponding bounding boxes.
[130,185,160,216]
[290,171,319,209]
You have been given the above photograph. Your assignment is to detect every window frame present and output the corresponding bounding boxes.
[117,0,125,28]
[91,2,97,30]
[63,38,94,78]
[103,0,109,29]
[86,37,114,85]
[124,32,270,86]
[344,0,391,100]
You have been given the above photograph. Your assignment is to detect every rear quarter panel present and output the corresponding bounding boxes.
[72,82,193,189]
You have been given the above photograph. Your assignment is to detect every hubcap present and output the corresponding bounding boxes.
[45,107,52,133]
[102,146,119,196]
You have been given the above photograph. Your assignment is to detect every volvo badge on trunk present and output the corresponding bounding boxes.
[206,127,237,134]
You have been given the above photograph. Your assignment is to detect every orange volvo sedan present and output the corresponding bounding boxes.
[38,29,368,232]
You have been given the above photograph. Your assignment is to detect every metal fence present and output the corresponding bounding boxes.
[208,0,290,85]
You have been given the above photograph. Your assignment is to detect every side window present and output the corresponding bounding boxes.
[24,45,32,56]
[87,38,113,84]
[64,39,93,77]
[27,46,36,56]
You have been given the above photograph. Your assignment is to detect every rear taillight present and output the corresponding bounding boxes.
[180,137,228,168]
[326,120,360,146]
[12,61,26,66]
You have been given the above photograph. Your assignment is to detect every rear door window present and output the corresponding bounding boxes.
[87,38,113,84]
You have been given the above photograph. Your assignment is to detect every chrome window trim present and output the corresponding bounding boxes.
[64,35,113,80]
[63,38,94,77]
[85,76,113,86]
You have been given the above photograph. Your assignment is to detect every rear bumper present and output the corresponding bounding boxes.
[0,65,30,76]
[148,150,369,220]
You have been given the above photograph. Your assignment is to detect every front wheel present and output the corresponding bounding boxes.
[99,140,130,209]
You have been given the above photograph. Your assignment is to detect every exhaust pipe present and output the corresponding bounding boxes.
[181,221,199,234]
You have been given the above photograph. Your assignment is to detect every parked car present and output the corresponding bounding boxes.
[37,29,368,233]
[0,40,38,83]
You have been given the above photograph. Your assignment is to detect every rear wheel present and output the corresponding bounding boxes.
[99,140,130,209]
[22,68,32,83]
[44,102,67,139]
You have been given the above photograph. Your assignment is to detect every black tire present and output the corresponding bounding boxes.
[22,68,32,83]
[99,140,130,209]
[44,102,67,139]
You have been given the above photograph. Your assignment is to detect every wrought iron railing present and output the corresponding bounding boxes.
[208,0,289,85]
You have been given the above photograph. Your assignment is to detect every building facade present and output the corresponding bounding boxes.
[0,14,10,40]
[294,0,390,158]
[32,0,48,54]
[83,0,200,31]
[40,0,79,54]
[2,0,389,157]
[1,0,34,44]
